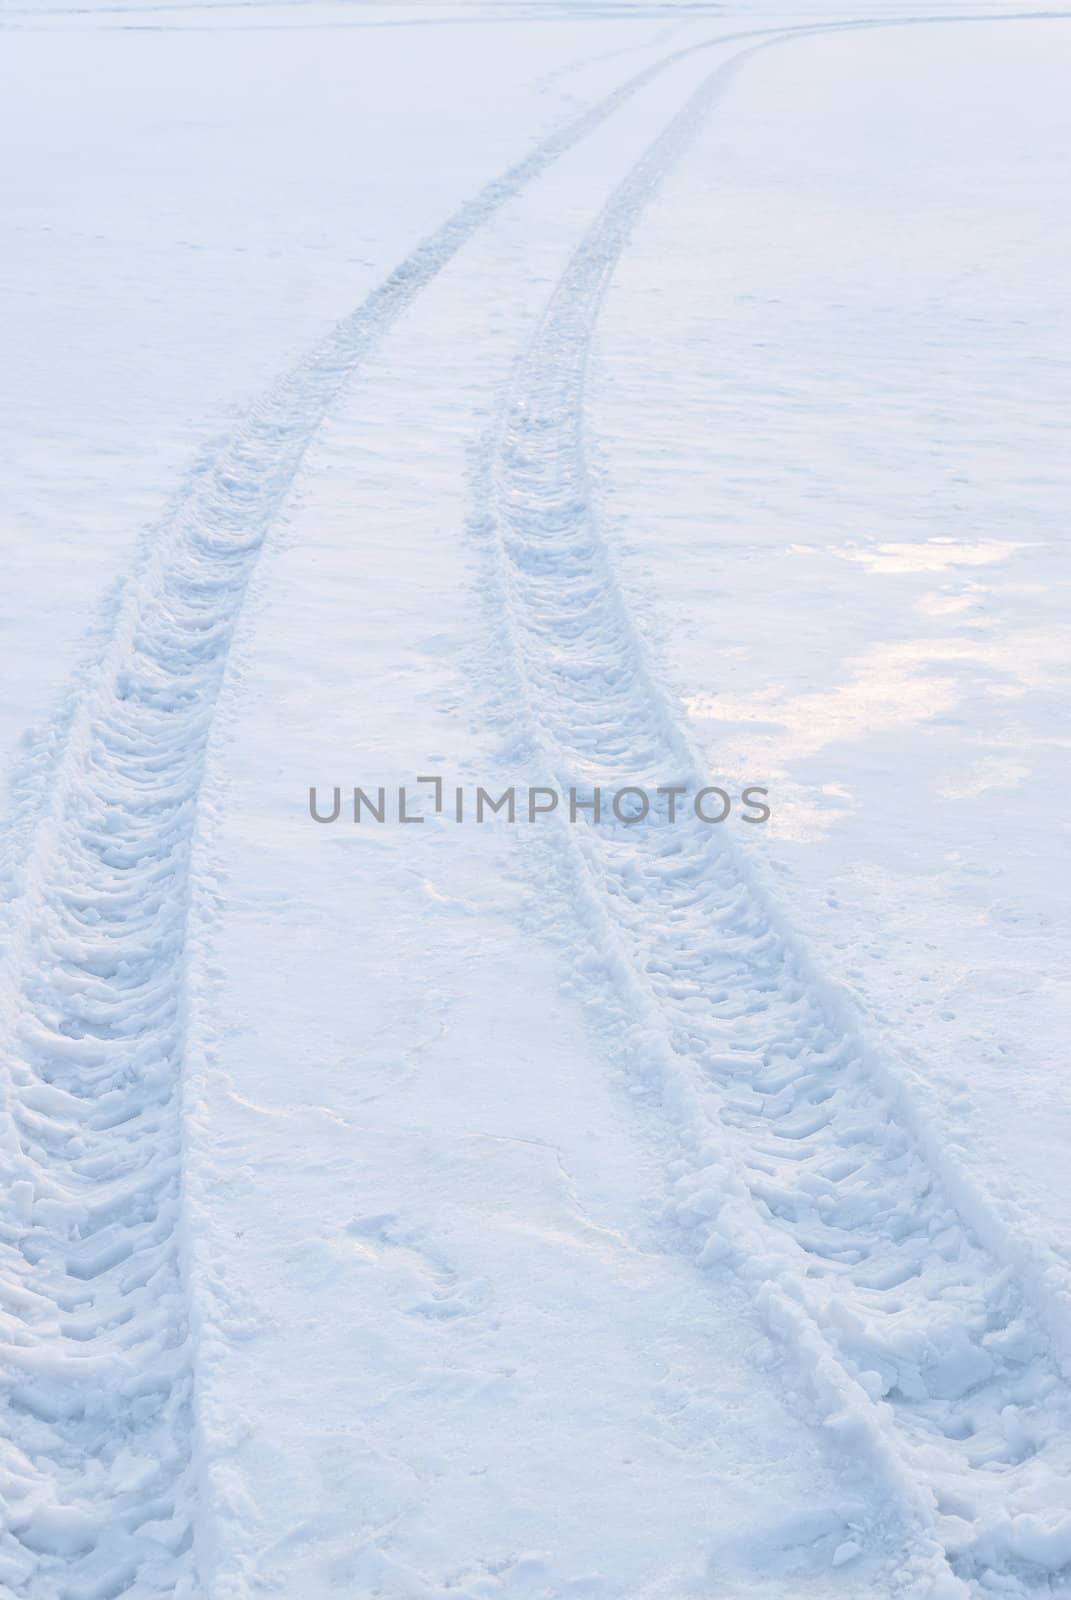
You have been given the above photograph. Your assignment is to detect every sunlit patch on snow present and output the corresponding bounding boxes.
[686,628,1071,764]
[789,539,1037,575]
[916,587,987,618]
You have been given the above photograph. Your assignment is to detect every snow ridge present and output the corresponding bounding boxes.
[481,24,1071,1599]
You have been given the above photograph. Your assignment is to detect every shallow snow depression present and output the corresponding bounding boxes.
[1,2,1069,1598]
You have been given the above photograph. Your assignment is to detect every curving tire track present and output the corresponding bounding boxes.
[480,18,1071,1599]
[0,25,822,1599]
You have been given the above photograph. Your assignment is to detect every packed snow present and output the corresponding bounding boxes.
[0,3,1068,1598]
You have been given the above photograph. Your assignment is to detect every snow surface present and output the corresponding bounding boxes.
[1,3,1069,1599]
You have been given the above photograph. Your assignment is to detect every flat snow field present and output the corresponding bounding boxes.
[0,4,1069,1600]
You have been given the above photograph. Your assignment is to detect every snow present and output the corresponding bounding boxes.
[1,3,1069,1599]
[591,12,1071,1318]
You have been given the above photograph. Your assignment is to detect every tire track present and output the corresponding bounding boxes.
[479,20,1071,1598]
[0,28,810,1600]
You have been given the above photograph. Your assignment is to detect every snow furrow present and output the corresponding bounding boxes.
[482,24,1071,1599]
[0,33,792,1599]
